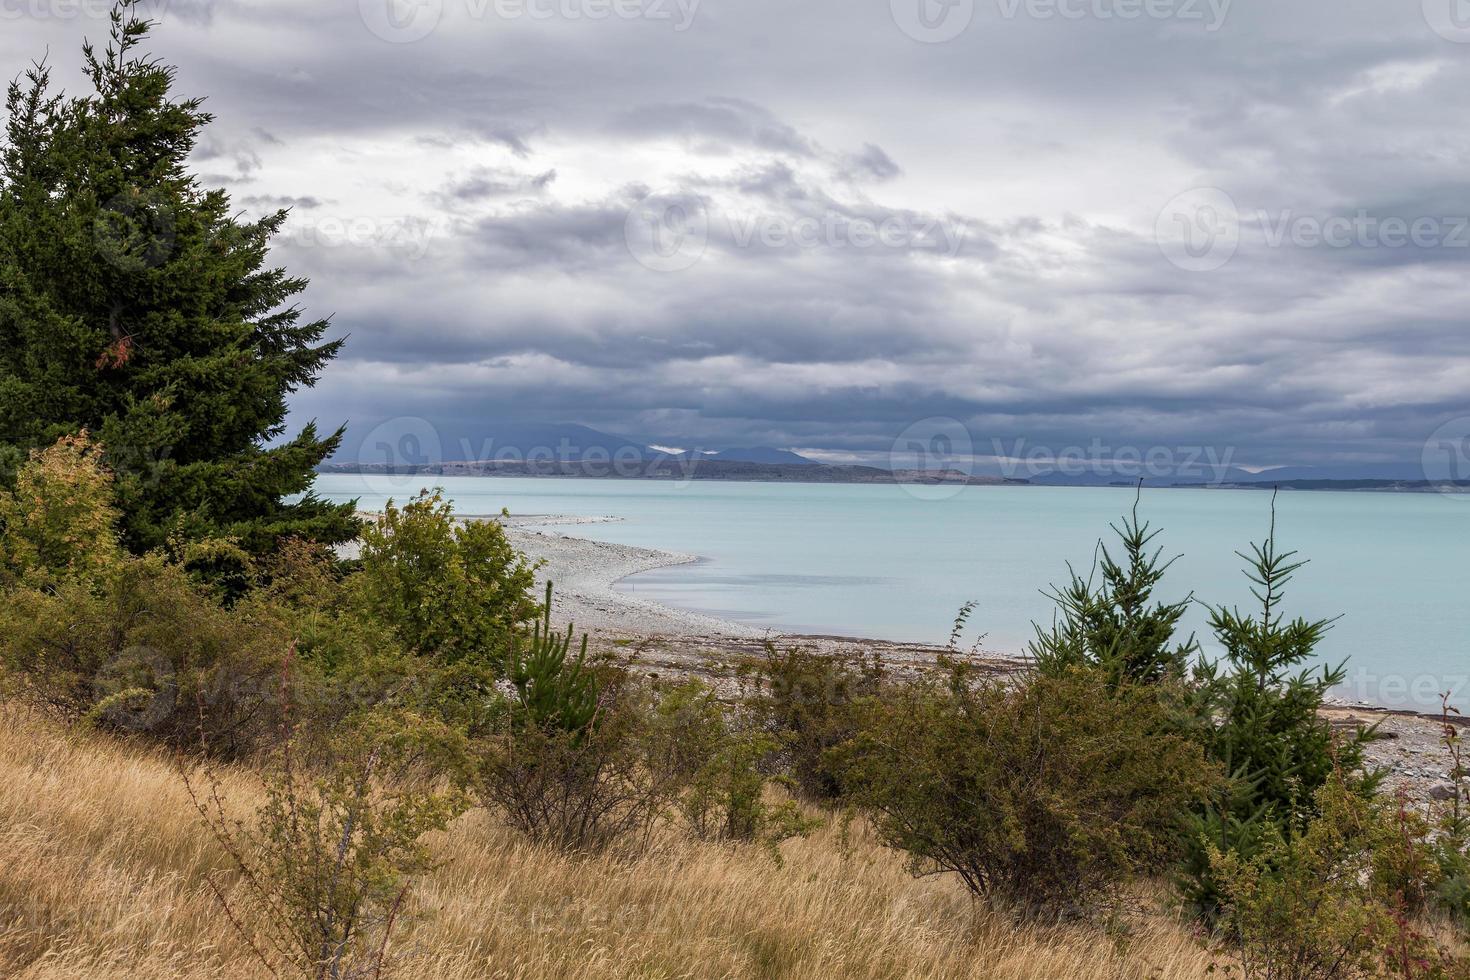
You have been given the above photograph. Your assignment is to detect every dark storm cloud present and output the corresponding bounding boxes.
[5,0,1470,468]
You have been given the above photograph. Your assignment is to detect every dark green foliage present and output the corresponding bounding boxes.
[0,4,356,565]
[738,644,886,803]
[1209,774,1457,980]
[1180,495,1377,918]
[839,666,1223,921]
[505,581,596,735]
[1029,491,1198,687]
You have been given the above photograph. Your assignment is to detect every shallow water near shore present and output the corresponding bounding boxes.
[316,474,1469,711]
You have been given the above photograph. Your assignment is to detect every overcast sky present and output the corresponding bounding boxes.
[7,0,1470,471]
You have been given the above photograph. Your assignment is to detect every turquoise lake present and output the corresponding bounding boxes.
[314,473,1470,711]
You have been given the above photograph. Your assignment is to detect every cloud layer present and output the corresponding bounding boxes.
[6,0,1470,469]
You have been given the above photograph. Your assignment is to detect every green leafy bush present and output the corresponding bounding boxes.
[1210,774,1457,980]
[352,491,538,668]
[0,436,294,755]
[474,598,672,852]
[839,666,1222,921]
[738,644,886,803]
[655,679,819,853]
[476,676,684,853]
[0,433,123,588]
[0,551,293,755]
[188,696,470,979]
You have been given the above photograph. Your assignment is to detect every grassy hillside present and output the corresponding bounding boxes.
[0,708,1215,980]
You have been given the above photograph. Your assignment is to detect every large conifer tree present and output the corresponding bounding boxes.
[0,3,357,561]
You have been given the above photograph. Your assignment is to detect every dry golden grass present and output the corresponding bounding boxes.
[0,709,1218,979]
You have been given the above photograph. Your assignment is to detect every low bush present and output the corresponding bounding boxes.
[351,491,539,668]
[187,694,470,980]
[478,604,816,855]
[738,644,886,803]
[839,666,1223,921]
[0,549,293,756]
[476,678,683,853]
[1210,774,1459,980]
[475,598,676,852]
[655,679,819,853]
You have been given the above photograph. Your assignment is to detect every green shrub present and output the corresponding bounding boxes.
[738,644,886,803]
[244,538,444,738]
[839,666,1222,921]
[503,582,597,735]
[187,698,470,979]
[351,491,538,667]
[655,679,819,853]
[1210,774,1457,980]
[1028,492,1198,687]
[475,673,684,853]
[0,551,292,756]
[1431,702,1470,931]
[1181,498,1377,917]
[474,600,671,852]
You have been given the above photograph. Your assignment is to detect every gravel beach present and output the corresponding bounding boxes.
[491,514,766,641]
[488,514,1027,690]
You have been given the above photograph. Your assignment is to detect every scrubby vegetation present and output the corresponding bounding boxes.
[5,427,1468,977]
[838,666,1221,921]
[4,6,1470,979]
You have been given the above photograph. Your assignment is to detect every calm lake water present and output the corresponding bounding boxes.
[315,473,1470,711]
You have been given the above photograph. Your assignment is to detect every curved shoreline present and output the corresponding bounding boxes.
[491,515,768,640]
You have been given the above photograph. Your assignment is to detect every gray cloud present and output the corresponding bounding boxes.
[5,0,1469,468]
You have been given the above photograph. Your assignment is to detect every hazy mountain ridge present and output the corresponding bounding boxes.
[334,422,1444,489]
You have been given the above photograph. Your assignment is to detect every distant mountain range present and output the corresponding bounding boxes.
[680,447,819,465]
[324,421,1444,490]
